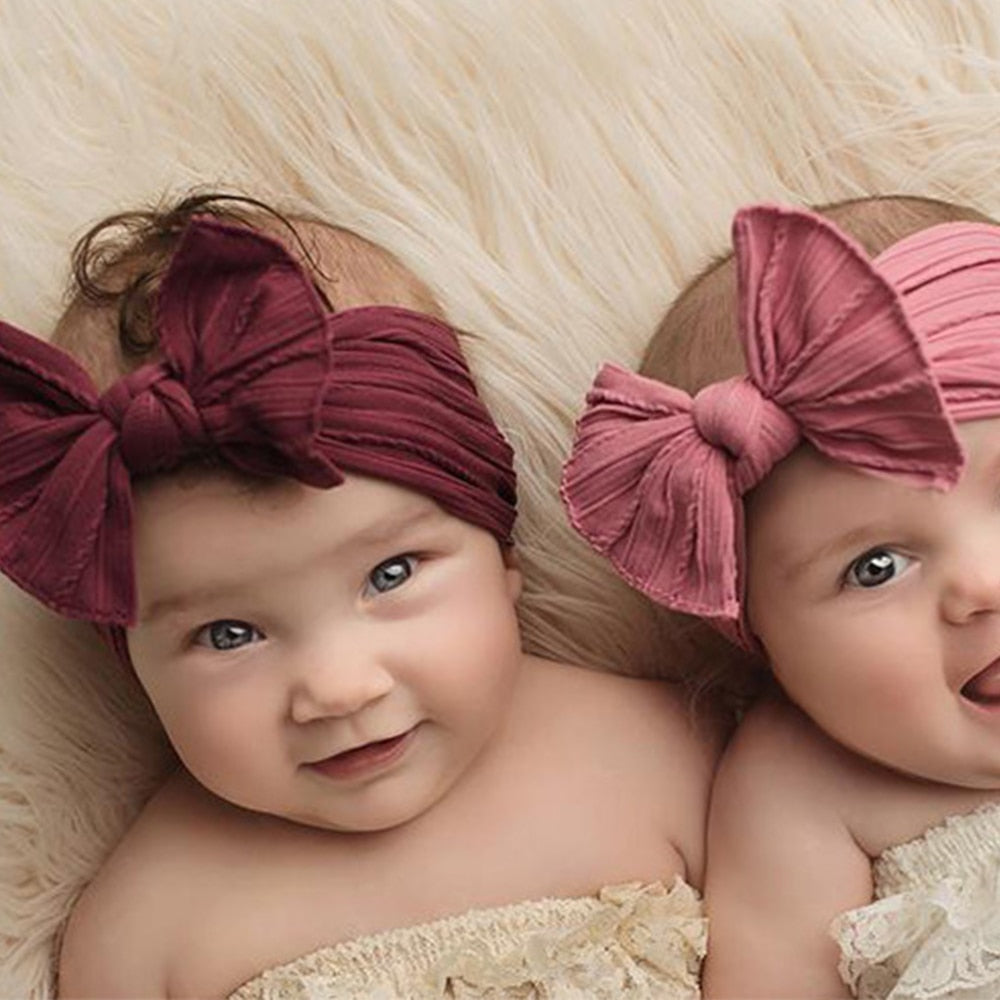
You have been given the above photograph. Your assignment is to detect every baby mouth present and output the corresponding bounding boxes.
[961,657,1000,705]
[306,728,416,779]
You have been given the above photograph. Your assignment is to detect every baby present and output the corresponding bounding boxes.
[562,195,1000,999]
[0,193,720,999]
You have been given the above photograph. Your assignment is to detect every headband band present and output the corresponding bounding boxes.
[560,203,1000,650]
[0,217,516,628]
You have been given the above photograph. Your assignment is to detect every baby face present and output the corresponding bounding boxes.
[126,472,524,832]
[746,417,1000,788]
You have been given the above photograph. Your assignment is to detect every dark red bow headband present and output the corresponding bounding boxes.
[0,218,517,627]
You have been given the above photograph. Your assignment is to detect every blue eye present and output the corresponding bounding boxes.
[194,620,264,651]
[845,549,912,589]
[365,555,416,596]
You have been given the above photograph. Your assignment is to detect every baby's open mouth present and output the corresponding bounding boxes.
[961,657,1000,705]
[305,728,416,780]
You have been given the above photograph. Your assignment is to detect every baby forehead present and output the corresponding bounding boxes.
[753,417,1000,508]
[132,469,446,543]
[747,444,912,536]
[747,417,1000,569]
[131,472,451,613]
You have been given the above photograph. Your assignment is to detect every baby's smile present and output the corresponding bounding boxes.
[303,726,420,782]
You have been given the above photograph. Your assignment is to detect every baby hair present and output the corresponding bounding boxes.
[635,194,997,701]
[51,191,441,391]
[561,201,990,708]
[643,195,995,397]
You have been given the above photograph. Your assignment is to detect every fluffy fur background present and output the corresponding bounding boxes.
[2,1,1000,995]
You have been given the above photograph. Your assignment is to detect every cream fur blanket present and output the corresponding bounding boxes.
[2,2,1000,995]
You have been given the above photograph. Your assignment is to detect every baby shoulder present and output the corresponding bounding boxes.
[59,812,176,996]
[58,772,228,999]
[59,854,166,998]
[527,659,724,882]
[534,658,723,774]
[703,699,875,997]
[714,695,871,813]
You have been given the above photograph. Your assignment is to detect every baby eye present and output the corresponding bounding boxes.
[364,555,416,596]
[845,548,912,589]
[194,620,264,651]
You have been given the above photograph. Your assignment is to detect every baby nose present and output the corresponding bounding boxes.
[289,641,395,723]
[941,544,1000,625]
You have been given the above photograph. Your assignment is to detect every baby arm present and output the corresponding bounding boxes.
[702,699,873,999]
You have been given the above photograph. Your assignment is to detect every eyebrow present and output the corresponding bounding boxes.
[143,585,242,625]
[140,501,441,624]
[778,524,889,583]
[340,503,439,555]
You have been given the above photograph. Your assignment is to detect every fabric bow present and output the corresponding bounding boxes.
[561,204,964,646]
[0,218,339,625]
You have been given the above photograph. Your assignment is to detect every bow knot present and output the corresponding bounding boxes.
[692,378,800,492]
[0,217,339,624]
[99,366,208,476]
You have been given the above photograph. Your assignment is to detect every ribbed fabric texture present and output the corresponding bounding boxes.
[0,218,516,628]
[562,203,987,649]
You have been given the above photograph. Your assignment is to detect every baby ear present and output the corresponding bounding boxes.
[501,545,523,602]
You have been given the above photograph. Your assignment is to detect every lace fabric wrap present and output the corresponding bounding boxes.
[226,878,705,1000]
[832,804,1000,999]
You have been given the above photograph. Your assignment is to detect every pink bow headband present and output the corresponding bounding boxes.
[0,217,516,628]
[561,203,1000,651]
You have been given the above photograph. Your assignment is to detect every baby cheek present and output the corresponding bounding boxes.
[155,679,267,768]
[403,599,521,704]
[782,621,921,722]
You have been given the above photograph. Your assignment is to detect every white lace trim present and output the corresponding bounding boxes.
[832,804,1000,999]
